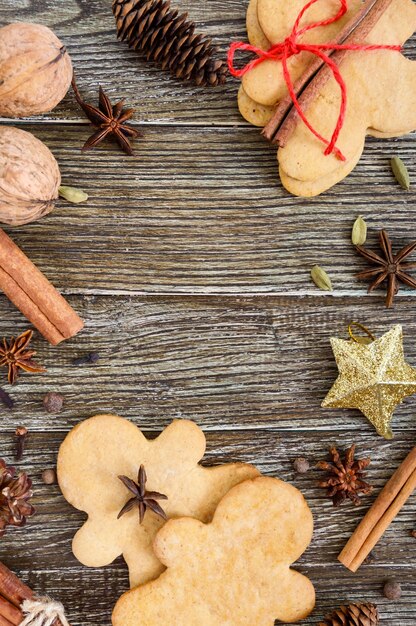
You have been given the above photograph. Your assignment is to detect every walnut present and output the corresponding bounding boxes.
[0,126,61,226]
[0,23,72,117]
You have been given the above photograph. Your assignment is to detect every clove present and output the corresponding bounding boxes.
[14,426,28,461]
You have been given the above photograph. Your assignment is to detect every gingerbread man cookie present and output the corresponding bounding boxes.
[241,0,362,107]
[113,476,315,626]
[278,0,416,195]
[57,414,259,587]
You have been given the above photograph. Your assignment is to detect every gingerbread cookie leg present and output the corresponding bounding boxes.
[279,145,363,197]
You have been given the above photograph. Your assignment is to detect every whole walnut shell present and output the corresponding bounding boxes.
[0,126,61,226]
[0,23,72,117]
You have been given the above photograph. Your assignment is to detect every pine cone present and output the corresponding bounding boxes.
[112,0,228,86]
[0,459,34,536]
[319,602,379,626]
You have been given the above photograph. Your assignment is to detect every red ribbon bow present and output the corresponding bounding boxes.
[228,0,401,160]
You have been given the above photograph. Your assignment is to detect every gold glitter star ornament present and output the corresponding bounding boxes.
[322,325,416,439]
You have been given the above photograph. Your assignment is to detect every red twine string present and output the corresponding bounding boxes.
[228,0,401,160]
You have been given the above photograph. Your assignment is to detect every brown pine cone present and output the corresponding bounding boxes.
[0,458,34,536]
[319,602,379,626]
[112,0,228,86]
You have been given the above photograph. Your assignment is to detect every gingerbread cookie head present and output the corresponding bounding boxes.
[113,476,315,626]
[57,414,259,588]
[278,0,416,196]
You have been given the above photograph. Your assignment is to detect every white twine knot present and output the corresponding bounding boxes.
[20,597,70,626]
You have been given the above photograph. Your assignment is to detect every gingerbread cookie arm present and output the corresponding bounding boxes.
[271,569,316,623]
[72,517,123,567]
[368,56,416,134]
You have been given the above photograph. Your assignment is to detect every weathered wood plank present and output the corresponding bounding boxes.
[1,124,415,294]
[5,563,414,626]
[0,1,415,624]
[0,295,416,433]
[0,429,414,625]
[0,0,415,126]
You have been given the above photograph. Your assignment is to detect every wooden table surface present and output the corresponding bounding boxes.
[0,1,415,624]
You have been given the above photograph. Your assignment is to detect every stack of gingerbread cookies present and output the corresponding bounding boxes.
[237,0,416,196]
[58,414,316,625]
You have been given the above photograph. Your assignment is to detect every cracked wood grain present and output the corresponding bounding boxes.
[0,295,415,432]
[0,125,414,295]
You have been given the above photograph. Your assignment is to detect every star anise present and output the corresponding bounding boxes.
[0,330,45,385]
[0,458,34,536]
[118,465,168,523]
[317,444,373,506]
[355,230,416,308]
[72,77,141,155]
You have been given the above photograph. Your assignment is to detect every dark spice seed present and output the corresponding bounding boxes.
[0,387,14,409]
[42,468,57,485]
[73,352,100,366]
[293,457,310,473]
[364,550,376,564]
[383,579,402,601]
[43,392,64,413]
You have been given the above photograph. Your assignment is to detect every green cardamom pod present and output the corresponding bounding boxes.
[311,265,333,291]
[351,216,367,246]
[390,156,410,191]
[58,185,89,204]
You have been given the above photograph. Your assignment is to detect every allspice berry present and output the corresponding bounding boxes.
[0,23,72,117]
[42,468,57,485]
[293,457,310,473]
[0,126,60,226]
[43,392,64,414]
[383,579,402,600]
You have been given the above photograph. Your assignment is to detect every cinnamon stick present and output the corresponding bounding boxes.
[262,0,394,145]
[0,596,21,626]
[338,446,416,572]
[0,229,84,345]
[0,562,68,626]
[0,562,33,608]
